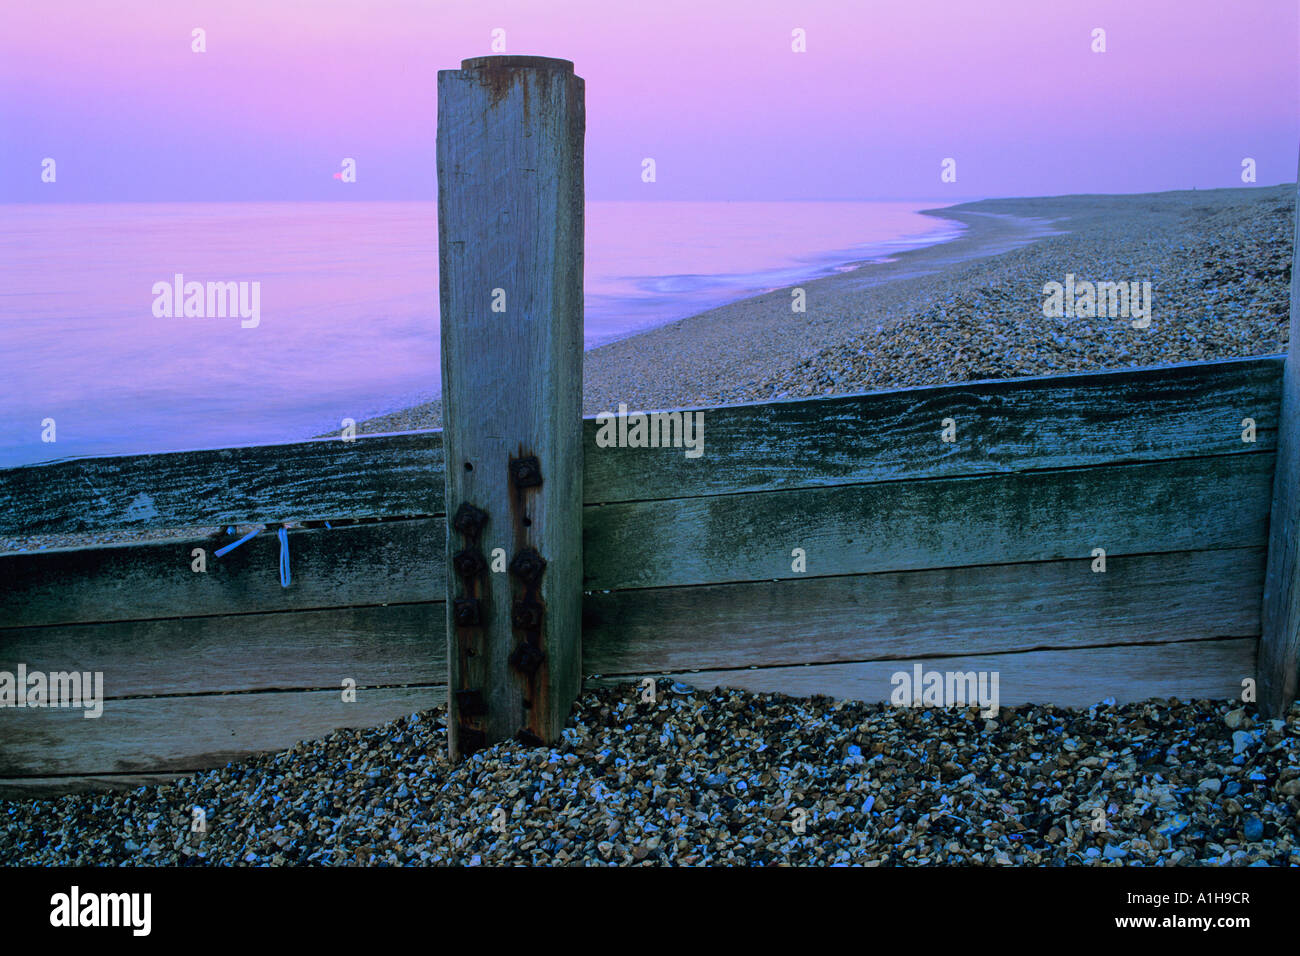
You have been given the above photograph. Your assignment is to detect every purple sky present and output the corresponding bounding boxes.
[2,0,1296,202]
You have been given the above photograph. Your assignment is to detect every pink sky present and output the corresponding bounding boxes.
[1,0,1296,200]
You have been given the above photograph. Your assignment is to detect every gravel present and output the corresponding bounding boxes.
[711,188,1294,405]
[3,684,1297,866]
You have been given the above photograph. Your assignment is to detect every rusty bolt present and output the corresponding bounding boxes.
[508,547,546,584]
[511,601,543,630]
[515,728,544,747]
[453,597,482,627]
[452,548,487,579]
[456,689,487,717]
[452,502,488,539]
[509,455,543,488]
[509,641,546,676]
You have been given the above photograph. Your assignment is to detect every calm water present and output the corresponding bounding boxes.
[0,201,960,466]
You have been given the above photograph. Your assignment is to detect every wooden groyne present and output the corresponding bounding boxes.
[1,57,1296,794]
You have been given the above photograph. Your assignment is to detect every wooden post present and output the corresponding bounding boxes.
[1259,160,1300,718]
[437,56,585,758]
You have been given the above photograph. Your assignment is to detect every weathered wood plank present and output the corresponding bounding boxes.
[5,453,1272,624]
[3,519,446,628]
[0,685,445,777]
[0,773,190,799]
[1259,168,1300,717]
[583,355,1281,503]
[0,603,446,697]
[0,431,444,538]
[588,638,1256,709]
[583,453,1274,591]
[583,548,1264,675]
[438,56,585,756]
[0,357,1279,540]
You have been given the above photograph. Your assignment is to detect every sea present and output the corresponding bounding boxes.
[0,200,962,466]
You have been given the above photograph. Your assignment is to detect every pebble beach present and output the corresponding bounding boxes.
[360,183,1294,429]
[4,184,1297,867]
[3,685,1297,866]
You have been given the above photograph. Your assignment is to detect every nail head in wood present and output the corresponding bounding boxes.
[452,502,488,539]
[509,641,546,676]
[509,456,543,489]
[508,547,546,584]
[452,548,487,579]
[453,597,482,627]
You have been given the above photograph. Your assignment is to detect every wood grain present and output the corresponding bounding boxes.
[583,355,1281,503]
[0,685,445,777]
[583,548,1265,675]
[3,518,446,628]
[438,56,585,755]
[0,431,444,537]
[0,603,446,697]
[587,638,1256,709]
[0,357,1278,539]
[583,453,1274,590]
[6,453,1271,625]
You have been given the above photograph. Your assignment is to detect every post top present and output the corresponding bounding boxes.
[460,55,574,72]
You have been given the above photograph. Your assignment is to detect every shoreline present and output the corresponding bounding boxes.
[4,184,1291,554]
[360,183,1290,433]
[355,202,1064,434]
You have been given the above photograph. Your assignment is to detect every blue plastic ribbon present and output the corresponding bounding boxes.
[214,526,262,558]
[213,523,295,587]
[278,526,291,588]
